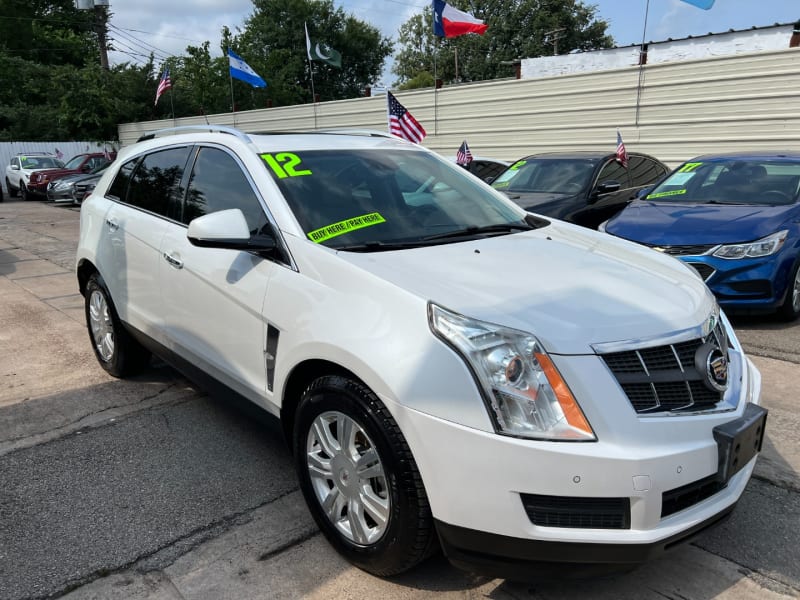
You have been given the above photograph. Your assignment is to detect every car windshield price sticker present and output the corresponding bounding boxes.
[647,188,688,199]
[307,212,386,243]
[261,153,312,178]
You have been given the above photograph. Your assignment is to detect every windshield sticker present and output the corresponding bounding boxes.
[647,189,687,199]
[509,160,526,170]
[678,162,703,173]
[307,212,386,243]
[260,153,312,179]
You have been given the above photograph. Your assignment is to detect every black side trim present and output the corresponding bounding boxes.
[435,504,735,580]
[266,325,279,392]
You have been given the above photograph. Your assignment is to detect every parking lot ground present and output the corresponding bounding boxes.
[0,200,798,600]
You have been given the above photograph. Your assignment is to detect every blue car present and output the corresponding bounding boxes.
[601,152,800,320]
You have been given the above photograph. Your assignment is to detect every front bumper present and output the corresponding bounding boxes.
[682,254,795,311]
[387,356,762,575]
[436,504,735,579]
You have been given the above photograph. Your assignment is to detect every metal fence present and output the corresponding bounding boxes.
[118,48,800,169]
[0,141,106,194]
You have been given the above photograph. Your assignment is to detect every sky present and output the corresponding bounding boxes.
[103,0,800,86]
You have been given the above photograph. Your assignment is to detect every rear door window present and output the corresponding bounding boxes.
[122,147,192,218]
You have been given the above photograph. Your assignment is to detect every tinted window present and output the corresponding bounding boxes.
[471,160,507,182]
[183,147,268,234]
[126,147,191,218]
[596,159,629,187]
[107,159,138,202]
[493,158,597,194]
[630,156,667,187]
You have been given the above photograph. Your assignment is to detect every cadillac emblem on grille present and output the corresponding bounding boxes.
[695,332,729,393]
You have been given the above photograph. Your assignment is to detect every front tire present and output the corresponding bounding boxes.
[777,259,800,321]
[19,182,29,201]
[293,375,435,576]
[84,273,151,376]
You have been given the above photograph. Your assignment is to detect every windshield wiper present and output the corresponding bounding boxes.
[422,223,533,241]
[334,240,430,252]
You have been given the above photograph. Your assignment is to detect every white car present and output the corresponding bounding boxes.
[5,152,64,200]
[76,125,766,579]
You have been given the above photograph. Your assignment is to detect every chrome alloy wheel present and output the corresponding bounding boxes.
[306,411,390,545]
[88,289,115,362]
[792,265,800,314]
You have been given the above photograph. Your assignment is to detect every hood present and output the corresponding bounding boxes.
[337,222,715,355]
[606,200,799,245]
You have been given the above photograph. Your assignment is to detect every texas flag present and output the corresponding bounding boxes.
[433,0,488,38]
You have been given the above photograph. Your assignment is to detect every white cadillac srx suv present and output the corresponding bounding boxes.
[76,125,766,579]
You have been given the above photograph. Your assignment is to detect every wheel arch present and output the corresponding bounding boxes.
[76,258,99,297]
[279,358,363,453]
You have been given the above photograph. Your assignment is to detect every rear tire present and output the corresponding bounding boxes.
[293,375,436,576]
[777,259,800,321]
[84,273,151,377]
[7,178,18,198]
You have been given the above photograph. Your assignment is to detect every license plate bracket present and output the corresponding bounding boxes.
[713,403,767,484]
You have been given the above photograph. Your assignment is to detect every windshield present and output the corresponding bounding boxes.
[262,149,532,250]
[21,156,63,169]
[64,155,85,170]
[645,159,800,205]
[491,158,597,194]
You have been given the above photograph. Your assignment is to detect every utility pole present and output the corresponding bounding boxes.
[543,27,565,56]
[76,0,110,70]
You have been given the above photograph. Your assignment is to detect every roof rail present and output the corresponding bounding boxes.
[136,124,252,144]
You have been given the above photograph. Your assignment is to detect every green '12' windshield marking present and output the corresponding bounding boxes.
[307,212,386,243]
[261,153,312,178]
[647,189,687,199]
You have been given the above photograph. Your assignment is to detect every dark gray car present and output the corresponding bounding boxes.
[492,151,669,229]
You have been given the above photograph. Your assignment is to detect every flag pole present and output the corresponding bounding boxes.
[434,37,439,135]
[308,60,318,129]
[635,0,650,126]
[169,86,176,126]
[229,70,236,128]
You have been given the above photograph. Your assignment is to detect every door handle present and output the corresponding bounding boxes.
[163,252,183,269]
[105,217,119,232]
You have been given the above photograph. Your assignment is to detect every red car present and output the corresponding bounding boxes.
[27,152,114,199]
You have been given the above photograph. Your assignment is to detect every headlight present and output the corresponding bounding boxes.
[429,304,596,441]
[713,230,787,259]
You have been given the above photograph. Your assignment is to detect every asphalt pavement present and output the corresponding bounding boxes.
[0,199,798,600]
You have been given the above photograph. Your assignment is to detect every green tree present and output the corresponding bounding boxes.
[393,0,614,86]
[231,0,393,107]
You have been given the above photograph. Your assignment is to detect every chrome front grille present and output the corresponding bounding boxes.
[600,322,731,414]
[648,243,716,256]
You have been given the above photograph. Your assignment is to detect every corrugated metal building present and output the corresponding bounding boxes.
[118,31,800,169]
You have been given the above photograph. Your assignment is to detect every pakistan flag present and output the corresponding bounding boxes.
[305,23,342,68]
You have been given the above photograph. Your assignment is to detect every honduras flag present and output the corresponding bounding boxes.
[227,49,267,88]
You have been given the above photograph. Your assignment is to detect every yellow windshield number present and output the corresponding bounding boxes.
[261,153,312,179]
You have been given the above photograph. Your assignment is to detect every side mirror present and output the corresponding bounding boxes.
[636,187,652,199]
[11,164,19,171]
[187,208,276,252]
[81,165,91,172]
[595,180,622,195]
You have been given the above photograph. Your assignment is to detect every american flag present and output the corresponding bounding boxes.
[456,140,473,166]
[616,130,628,168]
[54,148,63,160]
[387,91,426,144]
[154,68,172,106]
